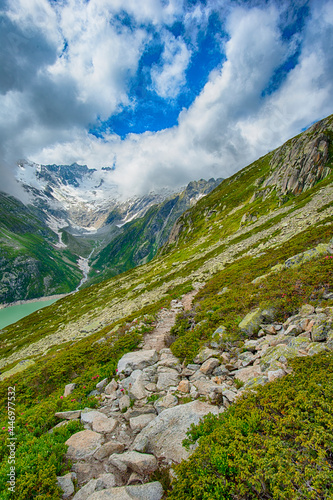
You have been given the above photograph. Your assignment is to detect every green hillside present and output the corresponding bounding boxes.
[0,193,82,303]
[0,115,332,498]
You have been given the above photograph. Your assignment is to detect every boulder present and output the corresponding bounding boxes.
[94,441,125,461]
[119,395,131,412]
[122,370,148,400]
[117,350,159,376]
[156,367,180,391]
[57,473,74,498]
[96,378,108,391]
[96,474,117,490]
[87,482,164,500]
[109,451,158,475]
[129,414,156,432]
[178,380,190,393]
[300,304,315,316]
[233,365,262,384]
[64,383,76,397]
[200,358,220,375]
[133,401,219,463]
[66,430,104,460]
[104,379,118,396]
[311,322,330,342]
[239,308,266,336]
[194,348,220,364]
[92,414,117,434]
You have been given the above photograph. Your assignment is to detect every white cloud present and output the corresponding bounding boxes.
[1,0,333,202]
[150,31,191,99]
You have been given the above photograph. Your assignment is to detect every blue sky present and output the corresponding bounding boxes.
[1,0,333,198]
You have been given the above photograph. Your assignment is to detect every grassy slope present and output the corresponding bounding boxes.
[0,115,332,498]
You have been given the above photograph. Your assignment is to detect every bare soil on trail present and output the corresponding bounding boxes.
[142,291,197,351]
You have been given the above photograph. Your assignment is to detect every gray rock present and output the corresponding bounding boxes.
[104,379,118,396]
[55,410,81,420]
[119,394,131,412]
[66,430,104,460]
[239,308,275,337]
[154,393,178,414]
[117,350,159,376]
[94,441,125,460]
[92,414,117,434]
[122,370,148,400]
[96,378,108,391]
[311,322,330,342]
[300,304,315,316]
[73,479,98,500]
[193,379,223,401]
[200,358,220,375]
[233,365,262,384]
[238,351,255,367]
[87,482,164,500]
[133,401,220,463]
[96,474,116,491]
[109,451,158,475]
[193,348,220,364]
[156,367,180,391]
[64,383,76,397]
[186,364,200,371]
[57,473,74,498]
[130,414,156,432]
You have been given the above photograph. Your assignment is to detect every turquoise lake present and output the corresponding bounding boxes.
[0,299,58,330]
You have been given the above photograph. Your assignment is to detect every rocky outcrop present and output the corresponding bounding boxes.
[262,117,333,196]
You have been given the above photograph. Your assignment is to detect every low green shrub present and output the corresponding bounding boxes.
[168,352,333,499]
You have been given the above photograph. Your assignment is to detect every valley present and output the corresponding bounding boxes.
[0,114,332,499]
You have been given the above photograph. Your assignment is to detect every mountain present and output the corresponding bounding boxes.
[0,114,332,498]
[88,178,223,283]
[1,165,222,303]
[0,192,82,303]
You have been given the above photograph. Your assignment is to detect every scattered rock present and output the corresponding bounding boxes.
[117,350,159,376]
[87,482,164,500]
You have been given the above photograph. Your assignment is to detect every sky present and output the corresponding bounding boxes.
[1,0,333,200]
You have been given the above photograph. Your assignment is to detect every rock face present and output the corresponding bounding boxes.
[262,121,332,196]
[133,401,220,463]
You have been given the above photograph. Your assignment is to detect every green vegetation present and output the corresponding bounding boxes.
[169,352,333,500]
[0,114,332,498]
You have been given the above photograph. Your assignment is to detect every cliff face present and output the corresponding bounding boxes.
[263,116,333,196]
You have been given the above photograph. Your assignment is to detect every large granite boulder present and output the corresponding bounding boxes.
[132,401,219,463]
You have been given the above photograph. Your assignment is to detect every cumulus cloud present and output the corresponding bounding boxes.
[150,31,191,99]
[1,0,333,201]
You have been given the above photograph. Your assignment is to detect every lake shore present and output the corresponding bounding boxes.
[0,293,69,310]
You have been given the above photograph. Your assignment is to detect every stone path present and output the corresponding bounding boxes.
[142,292,196,351]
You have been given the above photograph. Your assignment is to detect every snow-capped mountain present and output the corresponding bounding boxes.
[15,160,176,235]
